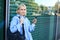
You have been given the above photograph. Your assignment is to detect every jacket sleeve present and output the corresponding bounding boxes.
[10,16,22,34]
[28,19,35,32]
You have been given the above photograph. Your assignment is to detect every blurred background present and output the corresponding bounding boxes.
[0,0,60,40]
[9,0,60,16]
[0,0,4,40]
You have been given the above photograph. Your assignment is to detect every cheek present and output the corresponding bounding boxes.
[23,11,26,13]
[18,10,21,13]
[19,11,23,14]
[25,11,27,13]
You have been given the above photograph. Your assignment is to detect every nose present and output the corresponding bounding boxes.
[23,9,26,11]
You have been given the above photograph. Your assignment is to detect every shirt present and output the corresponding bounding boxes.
[10,14,35,40]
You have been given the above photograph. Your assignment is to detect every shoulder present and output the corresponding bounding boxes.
[25,17,29,21]
[12,15,19,20]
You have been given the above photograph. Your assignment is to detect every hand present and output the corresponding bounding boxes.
[20,17,24,24]
[32,18,37,24]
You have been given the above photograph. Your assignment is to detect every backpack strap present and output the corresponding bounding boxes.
[18,16,20,19]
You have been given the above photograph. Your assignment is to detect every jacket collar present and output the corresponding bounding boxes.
[17,14,26,18]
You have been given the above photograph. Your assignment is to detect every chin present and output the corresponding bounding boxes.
[23,14,25,16]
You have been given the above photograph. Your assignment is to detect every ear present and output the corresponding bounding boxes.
[16,10,19,13]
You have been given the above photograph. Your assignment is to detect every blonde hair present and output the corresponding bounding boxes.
[16,3,26,13]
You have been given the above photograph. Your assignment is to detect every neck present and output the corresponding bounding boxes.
[17,14,25,18]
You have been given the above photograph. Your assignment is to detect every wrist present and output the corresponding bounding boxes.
[32,23,35,27]
[20,23,23,25]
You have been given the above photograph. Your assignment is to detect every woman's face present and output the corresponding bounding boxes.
[18,6,26,16]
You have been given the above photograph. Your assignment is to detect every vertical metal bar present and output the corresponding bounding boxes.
[5,0,10,40]
[55,16,58,40]
[55,0,59,40]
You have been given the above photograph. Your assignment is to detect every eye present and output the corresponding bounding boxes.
[20,9,26,10]
[24,9,26,10]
